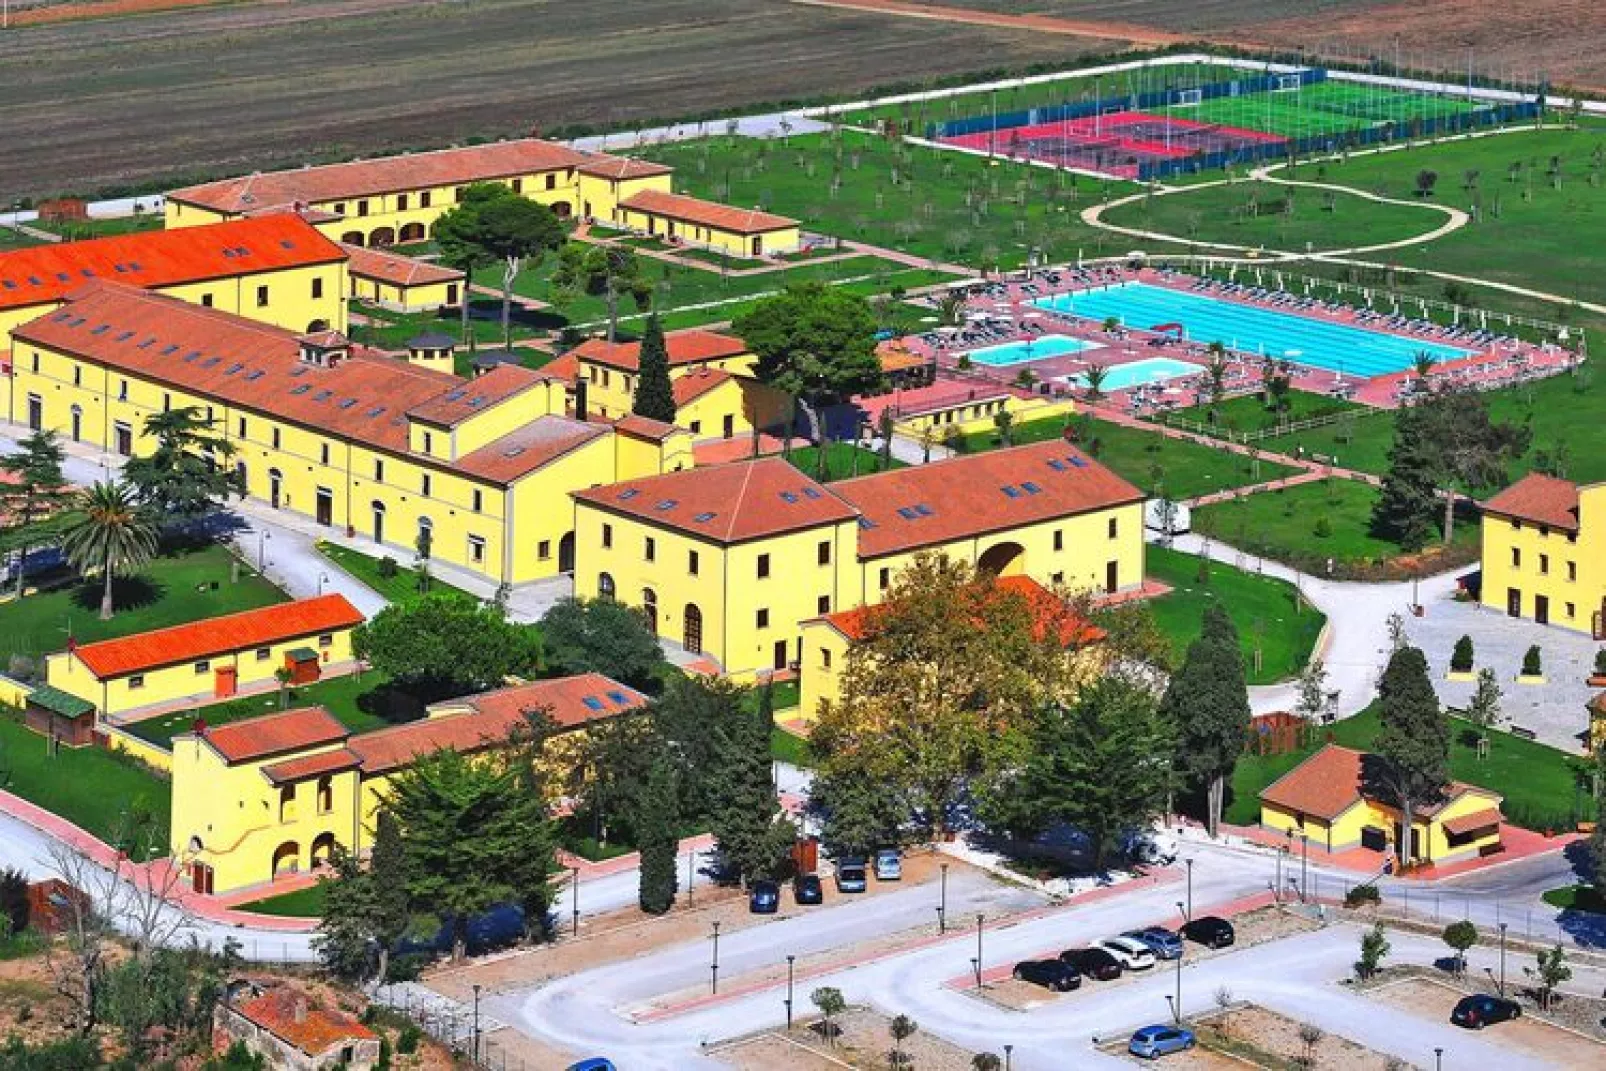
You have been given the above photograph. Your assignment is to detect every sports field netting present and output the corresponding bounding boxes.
[1158,81,1484,140]
[941,111,1283,179]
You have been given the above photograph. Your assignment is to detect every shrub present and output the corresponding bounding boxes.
[377,556,399,579]
[385,952,429,984]
[5,654,35,683]
[1312,517,1332,538]
[396,1022,422,1055]
[1450,635,1474,673]
[1594,648,1606,676]
[1522,645,1542,677]
[1344,883,1381,907]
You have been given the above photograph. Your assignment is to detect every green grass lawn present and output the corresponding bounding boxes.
[29,214,163,240]
[785,444,907,482]
[347,299,553,364]
[957,414,1296,500]
[1102,179,1444,252]
[636,130,1191,272]
[1145,545,1324,685]
[1158,81,1479,140]
[316,542,478,607]
[123,668,405,748]
[1541,884,1606,914]
[771,726,813,767]
[1224,705,1587,829]
[0,226,43,251]
[0,713,171,859]
[649,265,963,333]
[235,883,327,918]
[1163,389,1369,438]
[1191,477,1479,572]
[0,541,285,668]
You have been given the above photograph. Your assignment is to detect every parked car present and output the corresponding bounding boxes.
[835,858,868,893]
[1451,994,1522,1030]
[1099,936,1157,970]
[565,1061,617,1071]
[1124,926,1184,960]
[873,849,902,881]
[748,880,780,914]
[793,873,824,905]
[1180,916,1236,948]
[1128,1024,1196,1059]
[1011,959,1081,992]
[1058,947,1123,981]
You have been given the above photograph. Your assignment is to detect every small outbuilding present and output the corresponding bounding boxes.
[215,980,380,1070]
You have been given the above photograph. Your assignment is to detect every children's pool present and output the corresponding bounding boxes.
[967,334,1100,366]
[1075,357,1200,391]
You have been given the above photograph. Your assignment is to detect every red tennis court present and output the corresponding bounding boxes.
[940,110,1287,178]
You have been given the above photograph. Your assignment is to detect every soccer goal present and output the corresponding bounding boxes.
[1271,73,1303,93]
[1174,87,1203,108]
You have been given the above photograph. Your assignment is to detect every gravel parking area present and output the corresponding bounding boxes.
[1103,1003,1401,1069]
[714,1008,979,1071]
[1365,975,1606,1065]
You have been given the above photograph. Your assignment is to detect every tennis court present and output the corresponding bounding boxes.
[1158,80,1486,140]
[940,111,1284,178]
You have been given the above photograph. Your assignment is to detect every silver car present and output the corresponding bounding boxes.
[873,849,902,881]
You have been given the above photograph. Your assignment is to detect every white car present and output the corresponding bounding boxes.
[1099,936,1157,970]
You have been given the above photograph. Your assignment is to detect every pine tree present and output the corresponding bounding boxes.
[1370,403,1441,551]
[636,759,680,915]
[1162,604,1248,837]
[367,809,411,982]
[632,313,678,423]
[0,428,72,600]
[1368,646,1448,866]
[711,682,795,884]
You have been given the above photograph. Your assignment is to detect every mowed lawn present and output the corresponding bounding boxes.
[1146,545,1325,686]
[234,883,327,919]
[1101,179,1444,252]
[0,713,171,860]
[0,542,285,667]
[317,542,478,607]
[785,444,906,482]
[1164,389,1369,437]
[1224,705,1584,830]
[957,414,1297,500]
[123,668,403,749]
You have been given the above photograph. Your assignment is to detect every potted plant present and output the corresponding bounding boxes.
[1590,649,1606,687]
[1447,635,1475,681]
[1518,644,1544,684]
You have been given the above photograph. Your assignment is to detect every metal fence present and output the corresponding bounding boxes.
[370,981,539,1071]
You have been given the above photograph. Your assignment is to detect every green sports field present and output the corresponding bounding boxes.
[1158,81,1485,140]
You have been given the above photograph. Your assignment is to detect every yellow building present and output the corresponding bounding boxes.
[9,282,681,584]
[1478,473,1605,636]
[168,673,645,896]
[612,190,800,258]
[569,329,789,441]
[1259,744,1504,866]
[570,440,1145,678]
[340,243,464,313]
[45,594,363,723]
[165,139,674,247]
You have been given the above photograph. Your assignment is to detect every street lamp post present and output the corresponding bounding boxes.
[317,571,329,596]
[571,866,580,936]
[471,984,481,1063]
[1275,844,1285,902]
[976,913,985,986]
[1435,1046,1443,1071]
[711,921,722,994]
[1185,858,1193,919]
[687,848,695,906]
[1173,948,1182,1021]
[1004,1043,1013,1071]
[1300,833,1309,902]
[1498,922,1507,996]
[938,863,949,934]
[785,955,796,1030]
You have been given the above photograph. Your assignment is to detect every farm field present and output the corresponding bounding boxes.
[0,0,1120,200]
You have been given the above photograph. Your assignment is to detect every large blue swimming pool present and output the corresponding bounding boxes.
[1035,283,1473,378]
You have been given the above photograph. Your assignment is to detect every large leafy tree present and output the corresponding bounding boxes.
[58,481,160,620]
[476,190,566,348]
[387,746,556,961]
[650,673,746,822]
[632,313,677,423]
[810,766,906,860]
[355,596,542,699]
[1418,388,1529,542]
[0,428,72,599]
[1366,646,1449,865]
[1160,604,1248,837]
[538,595,663,690]
[433,184,506,349]
[549,243,653,342]
[991,676,1174,870]
[734,283,885,407]
[121,407,242,521]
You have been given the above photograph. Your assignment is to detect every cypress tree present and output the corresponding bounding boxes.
[1370,403,1440,552]
[632,314,677,424]
[637,759,680,915]
[1160,603,1249,837]
[1369,646,1448,866]
[367,809,411,982]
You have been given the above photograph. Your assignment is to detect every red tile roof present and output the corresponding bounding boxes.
[621,190,797,234]
[199,707,349,765]
[232,985,375,1056]
[71,594,363,679]
[13,282,466,454]
[349,673,645,775]
[673,367,736,405]
[833,441,1144,559]
[1441,807,1503,837]
[611,413,685,443]
[536,351,580,384]
[571,329,748,372]
[404,363,545,426]
[817,575,1104,646]
[340,243,464,287]
[1259,744,1501,822]
[577,156,674,181]
[1480,473,1580,530]
[167,138,600,213]
[0,215,344,312]
[260,747,362,786]
[572,457,856,544]
[454,416,607,484]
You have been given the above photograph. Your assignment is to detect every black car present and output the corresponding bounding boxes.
[793,873,824,905]
[749,880,780,914]
[1180,916,1235,948]
[1058,947,1123,981]
[1012,959,1081,992]
[1451,994,1522,1030]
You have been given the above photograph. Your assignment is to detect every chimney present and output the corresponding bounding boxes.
[574,378,589,422]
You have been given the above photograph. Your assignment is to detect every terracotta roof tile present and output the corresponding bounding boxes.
[71,594,363,679]
[817,575,1103,646]
[260,747,362,785]
[199,707,349,765]
[340,243,464,287]
[454,416,607,484]
[536,351,580,384]
[572,457,856,544]
[232,985,375,1056]
[1480,473,1580,530]
[1257,744,1367,821]
[404,363,544,426]
[1441,807,1503,836]
[621,190,797,234]
[577,156,674,181]
[673,367,735,405]
[348,673,645,775]
[0,215,344,313]
[610,413,685,442]
[833,441,1144,559]
[167,139,598,213]
[571,329,748,372]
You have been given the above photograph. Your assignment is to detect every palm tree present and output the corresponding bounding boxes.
[1082,362,1109,403]
[935,291,966,327]
[1206,342,1230,406]
[59,481,159,621]
[1412,351,1438,391]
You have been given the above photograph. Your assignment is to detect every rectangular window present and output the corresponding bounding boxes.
[397,194,409,211]
[817,541,831,566]
[545,173,557,190]
[1051,571,1065,585]
[317,633,333,648]
[271,428,281,449]
[194,660,210,674]
[256,285,269,308]
[1053,530,1064,551]
[333,202,345,215]
[756,608,770,629]
[1539,553,1550,575]
[538,540,551,560]
[471,489,483,513]
[455,187,465,203]
[357,199,369,217]
[200,293,213,308]
[1566,602,1576,619]
[129,675,145,690]
[644,536,656,562]
[512,178,524,193]
[601,523,612,549]
[878,567,890,589]
[757,553,770,579]
[1540,525,1550,537]
[312,278,324,300]
[162,392,171,412]
[820,648,833,670]
[1568,561,1577,582]
[238,417,248,438]
[421,473,432,496]
[72,366,80,386]
[1511,548,1521,567]
[422,431,433,453]
[374,458,385,481]
[118,379,129,401]
[688,550,699,575]
[1510,519,1521,530]
[420,191,432,209]
[320,443,330,466]
[468,536,486,564]
[1107,517,1119,539]
[817,595,831,614]
[255,647,271,661]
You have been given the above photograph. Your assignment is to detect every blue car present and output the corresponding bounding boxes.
[565,1061,616,1071]
[1124,926,1185,960]
[749,880,781,913]
[1128,1024,1196,1059]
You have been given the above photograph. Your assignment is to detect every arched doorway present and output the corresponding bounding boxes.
[683,603,703,654]
[558,532,575,573]
[310,831,337,868]
[69,404,82,442]
[642,588,658,634]
[306,318,329,333]
[416,517,433,559]
[399,222,426,243]
[598,572,615,601]
[341,231,364,246]
[371,500,387,544]
[550,201,573,219]
[268,468,283,509]
[271,841,300,878]
[369,226,396,247]
[977,541,1026,577]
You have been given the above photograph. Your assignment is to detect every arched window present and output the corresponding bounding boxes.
[642,588,658,634]
[417,516,433,559]
[271,841,300,878]
[683,603,703,654]
[598,572,616,601]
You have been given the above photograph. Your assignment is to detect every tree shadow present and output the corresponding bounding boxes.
[70,574,164,615]
[353,681,438,725]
